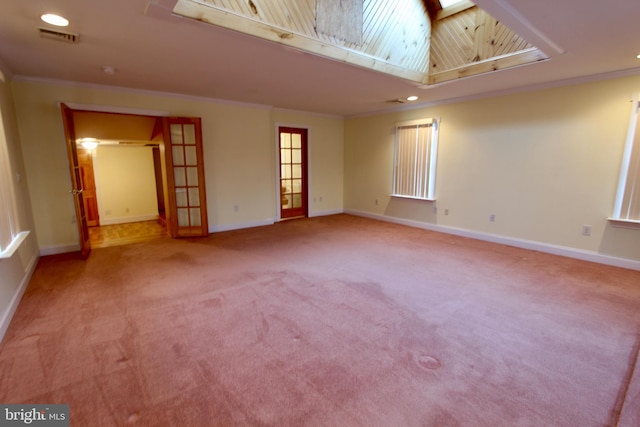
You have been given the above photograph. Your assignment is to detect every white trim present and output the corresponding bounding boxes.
[612,94,640,219]
[39,243,81,256]
[0,252,39,343]
[0,231,30,259]
[271,107,343,120]
[99,214,159,226]
[209,218,275,233]
[15,67,640,121]
[61,102,170,117]
[349,67,640,119]
[15,75,273,111]
[608,218,640,230]
[390,194,436,202]
[309,208,344,218]
[395,118,435,127]
[345,209,640,271]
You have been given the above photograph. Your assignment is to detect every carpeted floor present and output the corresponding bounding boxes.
[1,214,639,426]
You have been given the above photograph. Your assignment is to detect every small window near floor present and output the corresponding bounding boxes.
[392,118,439,201]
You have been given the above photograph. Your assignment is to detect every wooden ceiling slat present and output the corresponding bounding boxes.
[177,0,543,85]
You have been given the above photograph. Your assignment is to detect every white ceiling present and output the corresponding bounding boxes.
[1,0,640,117]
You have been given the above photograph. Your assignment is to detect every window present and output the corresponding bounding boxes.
[0,112,20,257]
[611,96,640,227]
[392,118,439,201]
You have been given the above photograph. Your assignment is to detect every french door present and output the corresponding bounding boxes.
[60,103,91,258]
[77,148,100,226]
[163,117,209,237]
[279,127,308,220]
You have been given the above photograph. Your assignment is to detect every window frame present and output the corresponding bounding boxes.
[609,94,640,229]
[392,118,440,202]
[0,111,25,258]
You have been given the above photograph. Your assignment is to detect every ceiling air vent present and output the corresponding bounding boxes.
[38,27,79,43]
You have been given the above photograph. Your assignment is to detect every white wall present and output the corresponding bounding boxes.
[0,64,39,342]
[10,79,345,251]
[94,145,159,225]
[345,74,640,266]
[9,71,639,268]
[270,109,344,218]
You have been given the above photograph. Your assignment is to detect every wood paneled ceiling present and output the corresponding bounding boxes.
[174,0,431,83]
[173,0,546,86]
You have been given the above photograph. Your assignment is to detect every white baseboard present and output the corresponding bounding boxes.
[345,209,640,271]
[0,253,39,343]
[210,218,275,233]
[100,214,158,226]
[39,243,81,256]
[309,209,344,218]
[210,210,344,232]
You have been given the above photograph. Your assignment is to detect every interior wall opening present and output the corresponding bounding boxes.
[71,110,169,248]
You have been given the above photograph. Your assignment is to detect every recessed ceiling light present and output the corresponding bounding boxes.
[637,53,640,59]
[41,14,69,27]
[407,95,419,101]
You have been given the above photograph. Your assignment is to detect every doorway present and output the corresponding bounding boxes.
[85,143,168,248]
[278,127,308,220]
[61,106,209,254]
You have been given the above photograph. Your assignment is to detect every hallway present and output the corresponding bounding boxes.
[88,220,168,248]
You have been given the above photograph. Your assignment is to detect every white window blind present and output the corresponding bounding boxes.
[611,96,640,224]
[392,118,439,200]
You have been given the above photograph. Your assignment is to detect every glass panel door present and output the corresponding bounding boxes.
[164,118,208,237]
[279,127,307,219]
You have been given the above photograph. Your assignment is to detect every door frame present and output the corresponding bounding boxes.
[274,124,311,221]
[60,103,91,258]
[60,103,209,255]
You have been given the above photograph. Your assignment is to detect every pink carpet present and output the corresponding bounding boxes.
[1,214,639,426]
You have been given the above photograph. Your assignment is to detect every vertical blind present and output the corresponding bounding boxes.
[393,120,438,200]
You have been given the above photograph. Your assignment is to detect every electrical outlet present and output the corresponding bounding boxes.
[582,225,592,236]
[489,214,496,222]
[233,205,239,212]
[444,209,449,216]
[375,199,379,206]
